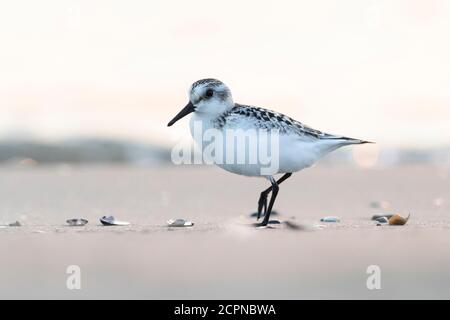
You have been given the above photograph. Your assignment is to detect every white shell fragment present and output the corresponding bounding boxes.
[167,219,194,227]
[100,216,130,226]
[66,218,88,226]
[371,214,394,221]
[374,216,389,224]
[320,216,340,223]
[376,217,389,226]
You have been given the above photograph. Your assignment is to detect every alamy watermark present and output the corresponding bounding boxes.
[66,265,81,290]
[366,265,381,290]
[171,121,280,175]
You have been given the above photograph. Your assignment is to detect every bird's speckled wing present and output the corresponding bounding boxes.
[214,103,356,142]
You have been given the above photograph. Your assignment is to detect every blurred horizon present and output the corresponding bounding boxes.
[2,0,450,149]
[1,136,450,167]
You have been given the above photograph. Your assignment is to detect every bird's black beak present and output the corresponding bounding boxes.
[167,101,195,127]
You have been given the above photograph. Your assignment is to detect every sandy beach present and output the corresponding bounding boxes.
[1,164,449,299]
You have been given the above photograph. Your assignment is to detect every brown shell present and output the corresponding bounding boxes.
[388,213,410,226]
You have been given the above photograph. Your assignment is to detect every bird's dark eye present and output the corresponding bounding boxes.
[205,89,214,98]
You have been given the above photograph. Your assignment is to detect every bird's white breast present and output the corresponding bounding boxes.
[189,113,334,177]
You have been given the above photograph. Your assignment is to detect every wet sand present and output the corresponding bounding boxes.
[1,165,449,299]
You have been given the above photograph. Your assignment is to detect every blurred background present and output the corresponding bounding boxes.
[2,1,450,300]
[1,0,450,167]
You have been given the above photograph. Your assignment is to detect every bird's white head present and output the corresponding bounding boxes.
[168,78,234,126]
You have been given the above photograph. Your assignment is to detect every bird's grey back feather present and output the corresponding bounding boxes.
[214,103,369,144]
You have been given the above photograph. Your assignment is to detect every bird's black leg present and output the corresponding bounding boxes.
[256,173,292,220]
[259,176,279,226]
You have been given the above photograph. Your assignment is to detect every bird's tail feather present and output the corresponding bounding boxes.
[321,136,375,146]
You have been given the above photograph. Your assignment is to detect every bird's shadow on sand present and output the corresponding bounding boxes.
[248,211,305,230]
[249,210,280,218]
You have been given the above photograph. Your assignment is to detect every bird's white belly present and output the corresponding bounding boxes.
[216,135,322,176]
[189,115,325,176]
[277,135,322,173]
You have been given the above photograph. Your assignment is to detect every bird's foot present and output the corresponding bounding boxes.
[249,210,279,219]
[252,220,281,228]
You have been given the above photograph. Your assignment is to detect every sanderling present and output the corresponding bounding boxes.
[168,78,372,226]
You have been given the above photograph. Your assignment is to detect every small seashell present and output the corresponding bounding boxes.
[371,214,393,221]
[100,216,130,226]
[388,213,410,226]
[374,216,389,223]
[66,218,88,226]
[167,219,194,227]
[320,216,340,223]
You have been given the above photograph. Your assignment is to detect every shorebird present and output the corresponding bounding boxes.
[168,79,371,226]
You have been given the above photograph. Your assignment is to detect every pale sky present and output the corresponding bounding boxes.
[1,0,450,148]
